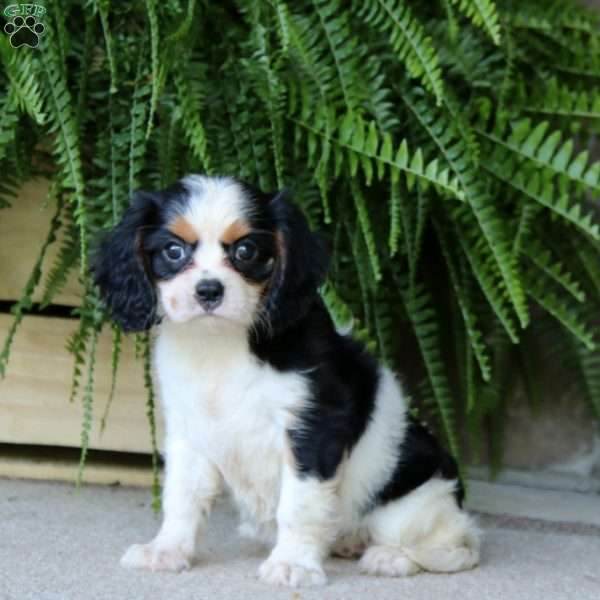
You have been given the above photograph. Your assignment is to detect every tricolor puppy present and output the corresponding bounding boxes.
[94,175,480,587]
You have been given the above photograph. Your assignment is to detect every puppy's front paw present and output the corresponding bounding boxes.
[120,542,192,572]
[258,557,327,587]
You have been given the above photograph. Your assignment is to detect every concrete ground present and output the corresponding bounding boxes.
[1,479,599,600]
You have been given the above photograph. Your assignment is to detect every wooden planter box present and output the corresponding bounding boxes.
[0,181,162,485]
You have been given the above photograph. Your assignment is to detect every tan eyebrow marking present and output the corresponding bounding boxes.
[221,219,252,245]
[168,216,199,243]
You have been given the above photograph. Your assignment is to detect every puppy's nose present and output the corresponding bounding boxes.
[195,279,224,311]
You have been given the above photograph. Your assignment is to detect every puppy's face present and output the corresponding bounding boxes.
[94,175,329,335]
[147,177,276,326]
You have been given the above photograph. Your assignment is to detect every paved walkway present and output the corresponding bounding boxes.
[1,479,599,600]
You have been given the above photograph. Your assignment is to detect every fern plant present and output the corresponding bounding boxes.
[1,0,600,485]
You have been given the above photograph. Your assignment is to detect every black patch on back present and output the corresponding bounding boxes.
[250,299,379,480]
[374,417,464,507]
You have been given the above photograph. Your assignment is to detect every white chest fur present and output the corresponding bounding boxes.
[154,319,310,532]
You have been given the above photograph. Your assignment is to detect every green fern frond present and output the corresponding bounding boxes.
[372,289,395,365]
[450,0,501,45]
[128,46,152,196]
[320,281,354,329]
[95,0,118,94]
[174,73,212,173]
[388,178,404,256]
[397,275,461,461]
[293,114,464,199]
[512,200,540,256]
[0,38,45,124]
[572,237,600,300]
[310,0,363,111]
[522,78,600,120]
[507,0,598,34]
[77,326,100,487]
[483,160,600,242]
[242,8,287,187]
[522,239,586,303]
[100,324,122,433]
[350,179,382,282]
[480,119,600,198]
[525,272,596,351]
[141,331,161,513]
[435,217,492,381]
[355,0,445,104]
[40,219,79,308]
[145,0,163,140]
[401,90,528,328]
[38,34,88,272]
[0,94,18,162]
[453,206,520,343]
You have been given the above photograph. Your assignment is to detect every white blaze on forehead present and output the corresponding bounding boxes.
[180,175,252,244]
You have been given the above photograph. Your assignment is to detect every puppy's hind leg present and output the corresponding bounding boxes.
[361,478,481,577]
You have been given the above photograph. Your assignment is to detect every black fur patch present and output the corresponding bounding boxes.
[373,417,464,507]
[250,299,379,480]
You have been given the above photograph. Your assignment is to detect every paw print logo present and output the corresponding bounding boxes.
[4,15,45,48]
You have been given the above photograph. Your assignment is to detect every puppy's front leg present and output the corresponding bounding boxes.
[121,437,222,572]
[259,461,339,587]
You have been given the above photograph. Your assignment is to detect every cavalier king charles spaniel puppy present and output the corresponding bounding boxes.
[94,175,480,587]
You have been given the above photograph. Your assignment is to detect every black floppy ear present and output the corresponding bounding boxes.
[93,191,159,332]
[263,190,329,334]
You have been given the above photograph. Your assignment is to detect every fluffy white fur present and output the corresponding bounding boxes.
[119,177,481,586]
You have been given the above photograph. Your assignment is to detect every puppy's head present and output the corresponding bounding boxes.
[93,175,328,335]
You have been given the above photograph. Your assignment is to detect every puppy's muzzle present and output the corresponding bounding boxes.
[195,279,224,312]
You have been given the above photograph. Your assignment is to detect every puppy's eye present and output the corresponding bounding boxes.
[234,241,257,263]
[163,242,185,262]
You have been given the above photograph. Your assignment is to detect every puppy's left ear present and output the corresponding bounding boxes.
[263,190,329,334]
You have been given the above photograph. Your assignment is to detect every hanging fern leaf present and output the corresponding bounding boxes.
[355,0,445,104]
[350,179,382,282]
[0,38,45,125]
[522,78,600,120]
[522,239,586,303]
[396,274,461,462]
[38,34,88,272]
[401,90,529,328]
[77,326,100,487]
[483,160,600,241]
[450,0,501,45]
[525,272,596,351]
[435,216,492,381]
[100,324,122,433]
[480,119,600,198]
[293,113,465,199]
[140,332,161,513]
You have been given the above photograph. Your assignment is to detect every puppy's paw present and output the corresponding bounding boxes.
[359,545,420,577]
[258,557,327,587]
[120,541,193,572]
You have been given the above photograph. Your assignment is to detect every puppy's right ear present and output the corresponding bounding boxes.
[93,191,159,332]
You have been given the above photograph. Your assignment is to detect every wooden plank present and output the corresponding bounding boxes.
[0,179,83,305]
[0,455,158,488]
[0,314,164,453]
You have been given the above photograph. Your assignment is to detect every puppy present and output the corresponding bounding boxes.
[94,175,480,587]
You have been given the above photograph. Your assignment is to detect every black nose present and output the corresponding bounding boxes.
[195,279,224,311]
